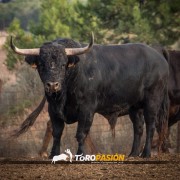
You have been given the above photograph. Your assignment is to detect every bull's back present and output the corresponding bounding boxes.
[87,43,168,92]
[83,43,169,111]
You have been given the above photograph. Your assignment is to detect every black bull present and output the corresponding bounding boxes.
[38,49,180,155]
[11,34,169,158]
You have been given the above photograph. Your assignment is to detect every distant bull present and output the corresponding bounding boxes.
[11,33,169,158]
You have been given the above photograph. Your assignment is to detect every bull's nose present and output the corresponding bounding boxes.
[45,82,60,92]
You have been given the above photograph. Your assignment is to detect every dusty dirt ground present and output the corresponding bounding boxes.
[0,154,179,180]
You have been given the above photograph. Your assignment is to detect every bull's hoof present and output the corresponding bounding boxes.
[48,154,54,159]
[128,152,139,157]
[39,151,48,158]
[140,151,151,158]
[162,145,170,153]
[76,149,85,156]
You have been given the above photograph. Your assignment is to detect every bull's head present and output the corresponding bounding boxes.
[10,33,94,95]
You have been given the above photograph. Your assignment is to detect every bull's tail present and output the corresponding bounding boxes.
[155,47,169,152]
[162,48,170,63]
[12,95,46,137]
[156,86,169,152]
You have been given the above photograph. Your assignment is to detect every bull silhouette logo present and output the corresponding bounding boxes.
[51,149,73,164]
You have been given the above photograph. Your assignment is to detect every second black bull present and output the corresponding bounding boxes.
[11,34,169,158]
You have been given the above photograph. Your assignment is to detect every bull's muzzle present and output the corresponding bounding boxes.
[45,82,60,93]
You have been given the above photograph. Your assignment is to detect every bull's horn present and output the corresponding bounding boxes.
[65,32,94,56]
[10,36,40,55]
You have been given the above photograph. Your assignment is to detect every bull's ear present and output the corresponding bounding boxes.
[31,63,37,69]
[25,55,38,69]
[67,56,79,68]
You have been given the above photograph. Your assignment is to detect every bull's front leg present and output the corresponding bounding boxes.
[76,108,94,155]
[49,119,64,159]
[48,109,65,159]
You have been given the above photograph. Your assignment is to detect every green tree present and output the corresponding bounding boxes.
[0,0,41,30]
[80,0,180,45]
[75,0,105,43]
[141,0,180,45]
[32,0,81,40]
[76,0,153,44]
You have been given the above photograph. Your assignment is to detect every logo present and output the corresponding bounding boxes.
[75,153,125,162]
[51,149,125,164]
[51,149,72,164]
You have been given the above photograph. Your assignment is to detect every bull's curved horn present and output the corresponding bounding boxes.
[65,32,94,56]
[10,36,40,56]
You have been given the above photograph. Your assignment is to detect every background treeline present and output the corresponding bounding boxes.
[0,0,180,69]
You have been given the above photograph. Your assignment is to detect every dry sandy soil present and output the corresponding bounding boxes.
[0,154,180,180]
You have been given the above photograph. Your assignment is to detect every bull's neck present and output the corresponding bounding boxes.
[45,90,67,121]
[65,63,81,92]
[46,91,62,100]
